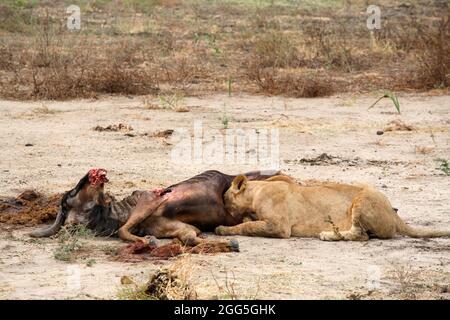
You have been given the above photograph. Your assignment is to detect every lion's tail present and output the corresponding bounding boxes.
[395,213,450,238]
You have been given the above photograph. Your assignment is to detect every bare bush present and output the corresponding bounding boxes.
[250,31,300,68]
[413,16,450,89]
[247,61,335,97]
[303,20,370,72]
[0,1,448,100]
[380,13,450,90]
[1,12,159,100]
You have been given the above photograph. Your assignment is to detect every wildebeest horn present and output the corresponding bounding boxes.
[29,208,65,238]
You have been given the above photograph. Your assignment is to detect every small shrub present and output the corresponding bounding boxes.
[158,93,189,112]
[435,159,450,175]
[221,114,229,129]
[86,259,96,267]
[53,225,94,262]
[251,31,300,68]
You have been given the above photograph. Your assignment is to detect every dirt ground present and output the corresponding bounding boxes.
[0,93,449,299]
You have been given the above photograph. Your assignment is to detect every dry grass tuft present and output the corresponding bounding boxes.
[384,120,415,132]
[145,257,197,300]
[387,263,423,299]
[414,146,435,155]
[117,256,196,300]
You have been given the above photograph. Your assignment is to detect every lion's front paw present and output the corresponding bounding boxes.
[215,226,228,236]
[319,231,335,241]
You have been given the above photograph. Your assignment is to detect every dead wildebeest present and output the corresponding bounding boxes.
[30,169,279,249]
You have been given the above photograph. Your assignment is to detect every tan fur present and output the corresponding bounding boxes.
[216,175,450,240]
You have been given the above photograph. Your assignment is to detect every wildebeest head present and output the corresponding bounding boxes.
[29,168,109,237]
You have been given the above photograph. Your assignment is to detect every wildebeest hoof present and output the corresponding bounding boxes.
[229,239,239,252]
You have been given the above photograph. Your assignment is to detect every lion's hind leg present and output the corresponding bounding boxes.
[319,225,369,241]
[319,193,369,241]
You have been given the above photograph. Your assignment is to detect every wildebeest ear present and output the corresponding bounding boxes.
[232,175,248,192]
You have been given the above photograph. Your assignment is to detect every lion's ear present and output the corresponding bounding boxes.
[232,175,248,193]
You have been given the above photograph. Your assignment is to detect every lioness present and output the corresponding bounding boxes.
[216,175,450,240]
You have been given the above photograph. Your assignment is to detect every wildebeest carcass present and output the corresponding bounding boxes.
[30,169,279,248]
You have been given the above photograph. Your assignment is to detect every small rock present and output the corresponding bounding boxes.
[376,131,384,135]
[25,143,34,147]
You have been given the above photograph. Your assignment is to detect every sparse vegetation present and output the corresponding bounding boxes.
[117,257,196,300]
[212,269,238,300]
[221,113,229,129]
[99,244,119,256]
[368,91,401,113]
[410,16,450,89]
[211,269,261,300]
[246,65,336,97]
[435,158,450,175]
[86,259,96,267]
[117,283,155,300]
[53,225,94,262]
[0,1,448,100]
[387,263,423,299]
[32,104,59,115]
[158,93,189,112]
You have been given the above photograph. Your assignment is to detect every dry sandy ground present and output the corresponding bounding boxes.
[0,93,449,300]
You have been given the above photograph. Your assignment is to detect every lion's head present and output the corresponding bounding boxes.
[223,175,252,218]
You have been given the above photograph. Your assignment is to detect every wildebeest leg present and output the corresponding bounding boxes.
[154,218,239,251]
[118,191,166,244]
[153,218,206,246]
